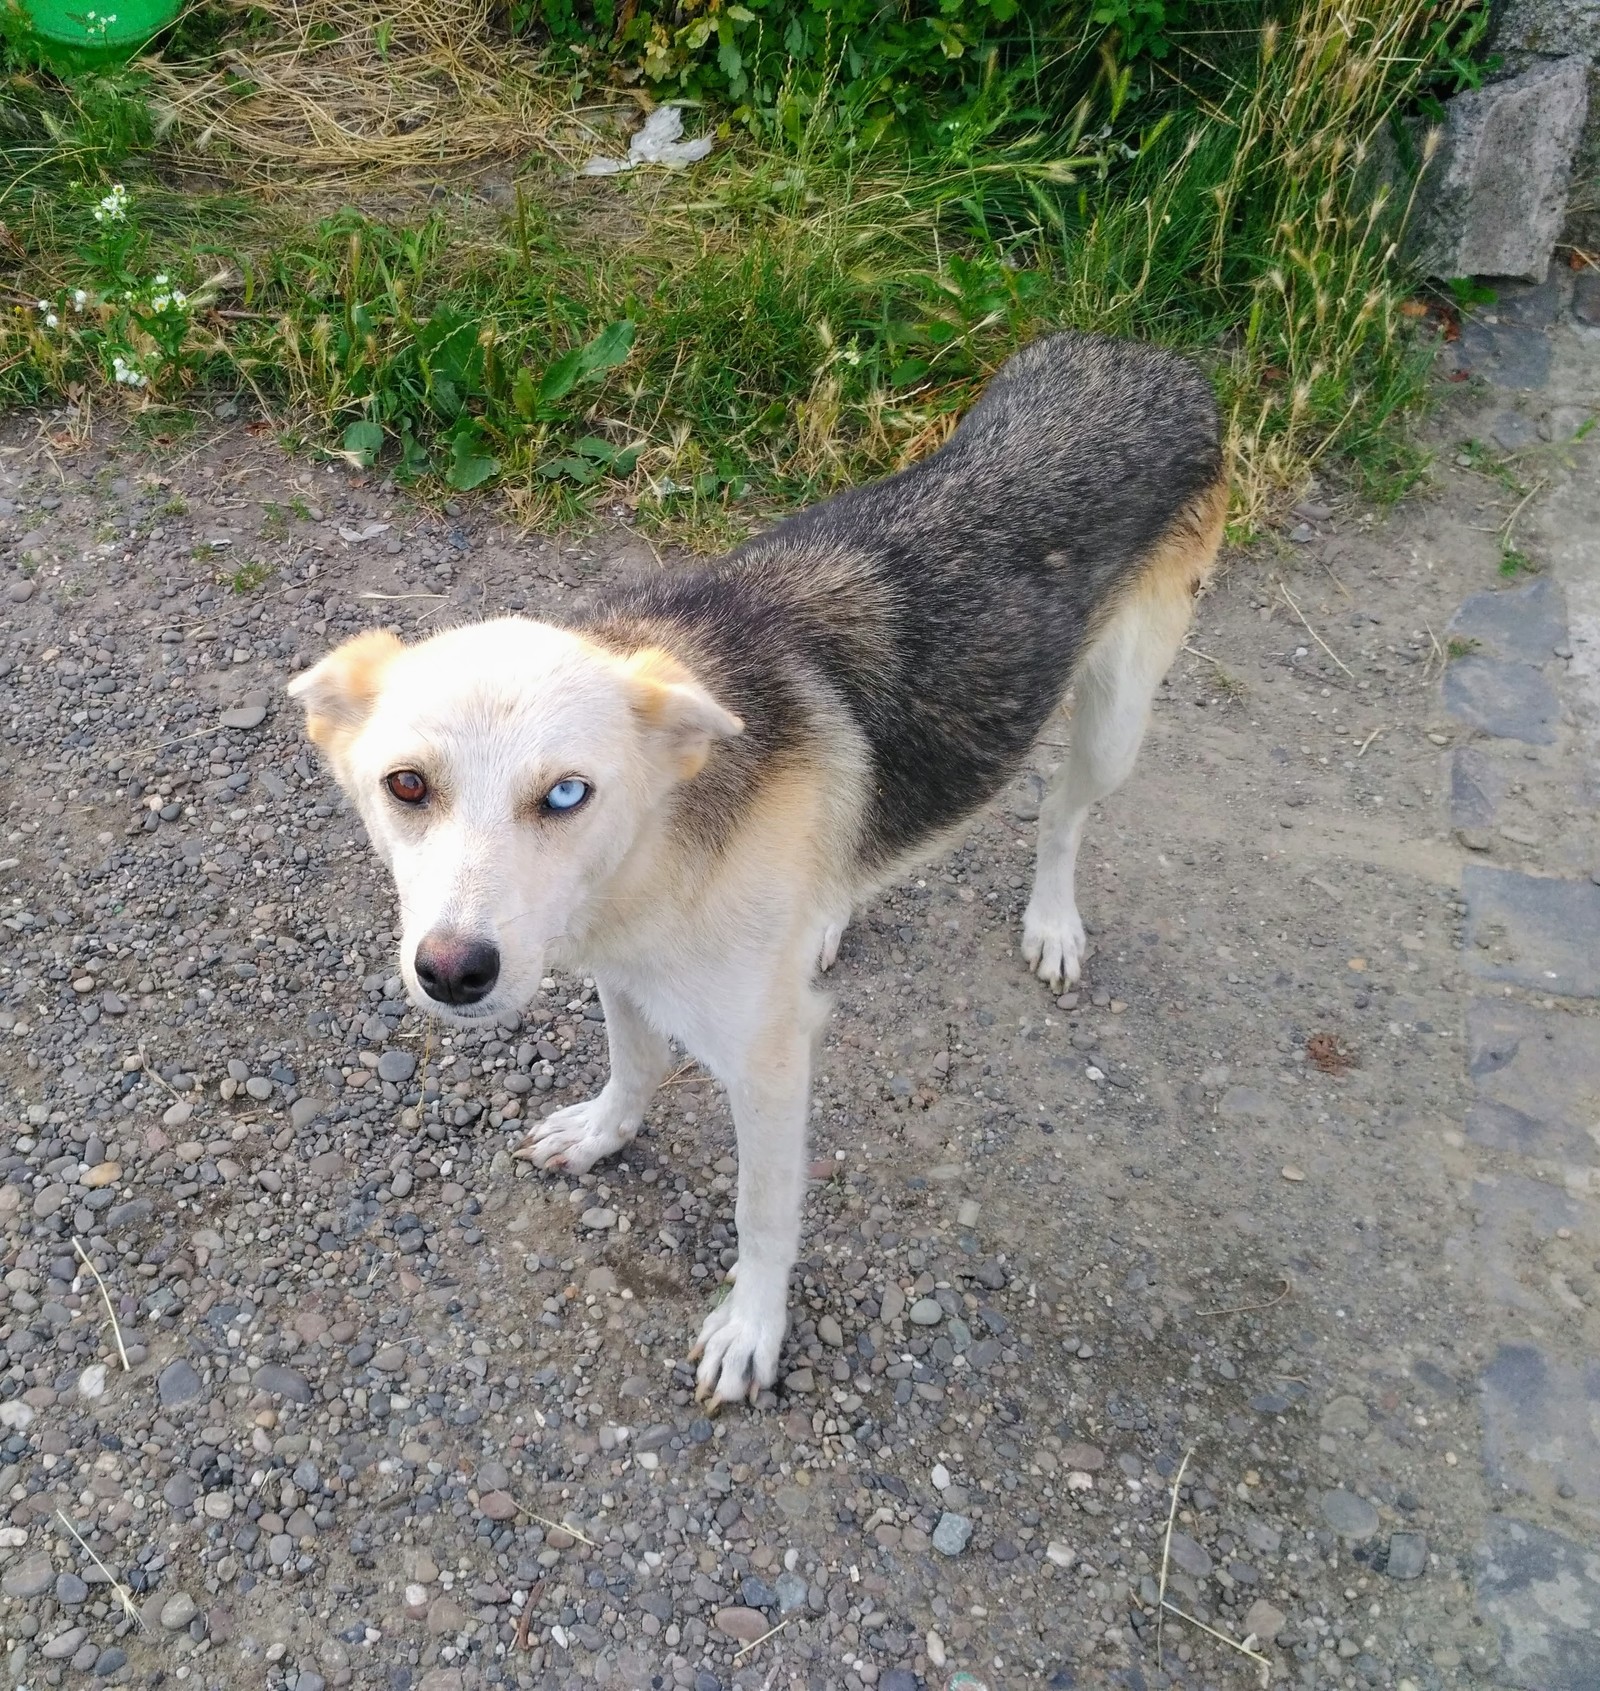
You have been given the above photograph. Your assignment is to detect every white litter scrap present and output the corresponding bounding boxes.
[581,106,713,176]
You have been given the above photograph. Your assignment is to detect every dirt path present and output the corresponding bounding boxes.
[0,275,1596,1691]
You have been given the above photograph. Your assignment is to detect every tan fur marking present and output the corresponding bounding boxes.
[1136,471,1228,602]
[618,646,744,780]
[289,629,403,750]
[1080,471,1228,651]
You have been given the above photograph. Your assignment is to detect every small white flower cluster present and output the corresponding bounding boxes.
[83,8,119,31]
[35,300,60,330]
[112,353,148,389]
[92,184,130,224]
[146,274,190,313]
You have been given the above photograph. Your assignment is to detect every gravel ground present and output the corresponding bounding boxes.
[0,288,1596,1691]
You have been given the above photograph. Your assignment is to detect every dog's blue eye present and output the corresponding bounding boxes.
[544,778,589,813]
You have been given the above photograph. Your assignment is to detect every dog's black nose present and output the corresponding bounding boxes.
[414,932,500,1006]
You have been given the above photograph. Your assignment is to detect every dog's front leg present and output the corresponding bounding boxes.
[690,1015,811,1408]
[514,980,669,1174]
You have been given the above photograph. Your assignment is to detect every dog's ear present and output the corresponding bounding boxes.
[621,647,743,780]
[287,629,403,749]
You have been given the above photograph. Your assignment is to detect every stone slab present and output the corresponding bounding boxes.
[1443,656,1560,743]
[1457,317,1555,390]
[1496,0,1600,62]
[1463,866,1600,998]
[1415,58,1591,282]
[1466,997,1600,1165]
[1450,745,1512,828]
[1476,1514,1600,1691]
[1448,577,1570,665]
[1480,1342,1600,1524]
[1470,1175,1600,1323]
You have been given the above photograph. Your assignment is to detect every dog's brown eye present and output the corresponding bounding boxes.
[386,770,428,805]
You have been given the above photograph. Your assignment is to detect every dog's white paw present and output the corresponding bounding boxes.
[818,908,850,972]
[689,1272,787,1408]
[513,1091,642,1175]
[1022,897,1088,990]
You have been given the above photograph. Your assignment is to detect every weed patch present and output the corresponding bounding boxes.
[3,0,1489,539]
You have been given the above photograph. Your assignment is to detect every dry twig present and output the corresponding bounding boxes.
[732,1616,794,1660]
[1156,1446,1192,1673]
[1196,1277,1292,1317]
[1278,581,1354,679]
[72,1236,130,1372]
[55,1511,144,1628]
[1161,1600,1272,1685]
[1183,642,1228,670]
[135,1045,183,1101]
[513,1505,599,1549]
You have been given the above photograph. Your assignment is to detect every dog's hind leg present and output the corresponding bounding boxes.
[1023,485,1224,990]
[514,980,670,1174]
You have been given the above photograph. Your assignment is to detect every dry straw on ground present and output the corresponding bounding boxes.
[146,0,622,181]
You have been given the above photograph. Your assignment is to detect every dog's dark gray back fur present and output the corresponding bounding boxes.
[587,332,1222,865]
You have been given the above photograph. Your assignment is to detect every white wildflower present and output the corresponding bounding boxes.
[45,313,59,329]
[72,289,88,310]
[92,184,130,224]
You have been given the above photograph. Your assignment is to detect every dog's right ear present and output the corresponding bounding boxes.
[287,629,403,750]
[620,647,744,781]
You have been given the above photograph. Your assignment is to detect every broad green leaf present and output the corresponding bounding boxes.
[445,427,498,490]
[536,319,637,410]
[341,420,384,465]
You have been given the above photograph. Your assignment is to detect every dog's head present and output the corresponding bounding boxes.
[288,617,741,1024]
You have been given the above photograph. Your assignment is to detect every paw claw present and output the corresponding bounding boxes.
[514,1090,641,1175]
[1021,899,1087,993]
[818,909,850,972]
[691,1269,787,1409]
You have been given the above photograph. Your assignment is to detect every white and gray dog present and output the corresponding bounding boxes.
[289,331,1226,1405]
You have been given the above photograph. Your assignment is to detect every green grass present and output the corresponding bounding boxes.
[1498,546,1537,579]
[1,0,1490,540]
[225,558,276,592]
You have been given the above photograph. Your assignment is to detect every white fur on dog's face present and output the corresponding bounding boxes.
[288,617,740,1024]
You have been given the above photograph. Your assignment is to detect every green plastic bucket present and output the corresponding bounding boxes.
[17,0,181,69]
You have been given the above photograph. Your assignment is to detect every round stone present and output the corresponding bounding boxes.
[908,1297,943,1326]
[157,1359,204,1408]
[478,1490,517,1521]
[1166,1530,1213,1579]
[2,1550,54,1599]
[932,1512,973,1555]
[377,1049,416,1083]
[43,1626,87,1661]
[160,1591,198,1630]
[1320,1394,1370,1434]
[712,1606,767,1643]
[1320,1487,1380,1539]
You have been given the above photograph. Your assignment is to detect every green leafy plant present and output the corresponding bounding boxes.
[1446,275,1497,309]
[1499,546,1536,578]
[225,558,275,592]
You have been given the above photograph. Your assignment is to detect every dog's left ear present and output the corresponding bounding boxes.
[621,647,743,780]
[287,629,404,749]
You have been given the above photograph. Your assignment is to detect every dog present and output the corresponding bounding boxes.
[288,330,1225,1406]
